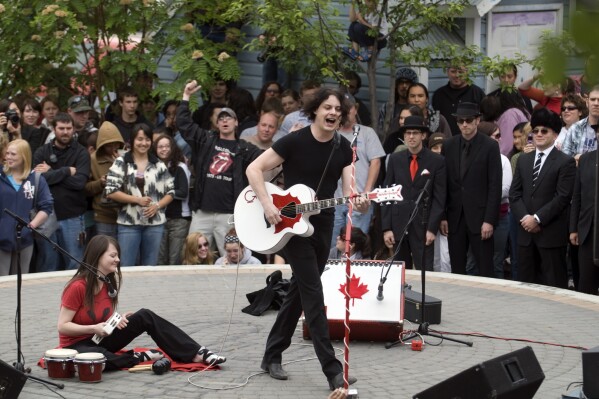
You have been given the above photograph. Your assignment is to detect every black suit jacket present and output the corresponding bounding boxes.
[510,147,576,247]
[443,132,502,233]
[381,147,446,236]
[570,150,596,243]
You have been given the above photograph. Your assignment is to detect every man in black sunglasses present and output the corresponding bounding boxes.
[510,108,576,288]
[440,102,502,277]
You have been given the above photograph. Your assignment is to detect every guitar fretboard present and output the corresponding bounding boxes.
[296,193,367,214]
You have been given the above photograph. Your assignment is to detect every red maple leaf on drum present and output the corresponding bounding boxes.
[338,274,369,306]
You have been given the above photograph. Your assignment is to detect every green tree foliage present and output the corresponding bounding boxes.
[0,0,250,113]
[534,9,599,89]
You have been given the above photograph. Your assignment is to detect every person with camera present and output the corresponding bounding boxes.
[0,99,22,142]
[33,112,91,272]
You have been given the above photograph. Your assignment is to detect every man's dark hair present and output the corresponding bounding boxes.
[342,71,361,90]
[118,87,138,102]
[162,99,180,116]
[300,80,321,96]
[52,112,74,128]
[302,88,349,126]
[261,97,284,116]
[407,83,429,101]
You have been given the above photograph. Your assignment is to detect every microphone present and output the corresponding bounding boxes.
[377,276,386,301]
[99,276,118,298]
[419,170,432,228]
[421,169,432,193]
[351,124,360,148]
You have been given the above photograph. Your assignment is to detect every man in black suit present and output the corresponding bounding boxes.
[440,103,502,277]
[510,108,576,288]
[381,116,446,270]
[569,124,599,295]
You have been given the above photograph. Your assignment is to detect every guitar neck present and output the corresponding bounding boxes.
[297,193,367,214]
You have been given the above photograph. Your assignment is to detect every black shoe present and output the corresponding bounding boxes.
[328,372,357,390]
[262,363,288,380]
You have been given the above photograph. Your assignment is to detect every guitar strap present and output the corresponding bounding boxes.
[314,131,340,200]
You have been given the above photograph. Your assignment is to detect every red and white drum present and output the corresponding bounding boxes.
[44,348,78,379]
[74,352,106,383]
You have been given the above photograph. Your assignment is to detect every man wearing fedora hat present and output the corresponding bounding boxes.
[511,108,575,288]
[440,102,502,277]
[382,115,446,270]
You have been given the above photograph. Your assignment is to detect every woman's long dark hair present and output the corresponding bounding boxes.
[227,88,258,124]
[498,90,529,118]
[153,134,185,175]
[255,81,283,112]
[63,235,122,309]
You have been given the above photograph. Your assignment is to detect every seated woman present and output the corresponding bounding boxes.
[182,232,215,265]
[57,235,225,370]
[215,229,261,265]
[329,226,371,260]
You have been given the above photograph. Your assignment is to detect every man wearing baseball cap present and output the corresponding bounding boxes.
[381,115,446,271]
[67,95,97,146]
[440,102,502,277]
[177,81,263,257]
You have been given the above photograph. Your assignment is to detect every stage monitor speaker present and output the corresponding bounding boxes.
[583,345,599,399]
[0,359,26,399]
[413,346,545,399]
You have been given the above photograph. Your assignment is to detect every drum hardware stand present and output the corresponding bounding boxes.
[384,181,472,349]
[3,209,65,390]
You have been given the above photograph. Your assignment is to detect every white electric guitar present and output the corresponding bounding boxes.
[234,182,403,254]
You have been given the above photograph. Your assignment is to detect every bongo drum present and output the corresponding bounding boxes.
[74,352,106,383]
[44,348,78,379]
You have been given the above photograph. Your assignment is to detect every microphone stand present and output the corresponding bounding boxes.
[385,179,472,349]
[340,124,359,397]
[377,179,428,302]
[3,210,64,390]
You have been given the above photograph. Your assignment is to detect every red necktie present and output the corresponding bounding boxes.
[410,154,418,181]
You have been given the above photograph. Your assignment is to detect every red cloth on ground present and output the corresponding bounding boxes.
[38,347,219,372]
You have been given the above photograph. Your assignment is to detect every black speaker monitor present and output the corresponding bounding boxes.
[583,345,599,399]
[0,359,27,399]
[413,346,545,399]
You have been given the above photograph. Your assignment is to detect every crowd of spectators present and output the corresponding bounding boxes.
[0,52,597,296]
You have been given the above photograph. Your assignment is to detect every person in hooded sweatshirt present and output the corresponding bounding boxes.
[215,229,261,265]
[85,121,125,239]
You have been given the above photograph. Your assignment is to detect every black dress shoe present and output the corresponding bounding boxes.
[328,372,357,390]
[262,363,288,380]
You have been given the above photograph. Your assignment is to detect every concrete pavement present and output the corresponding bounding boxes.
[1,265,598,398]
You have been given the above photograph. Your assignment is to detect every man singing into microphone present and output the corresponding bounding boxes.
[381,115,446,270]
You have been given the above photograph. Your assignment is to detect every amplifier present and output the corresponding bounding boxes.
[583,345,599,399]
[303,260,405,342]
[0,359,27,399]
[404,288,442,325]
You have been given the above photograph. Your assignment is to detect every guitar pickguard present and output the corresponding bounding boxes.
[271,192,301,234]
